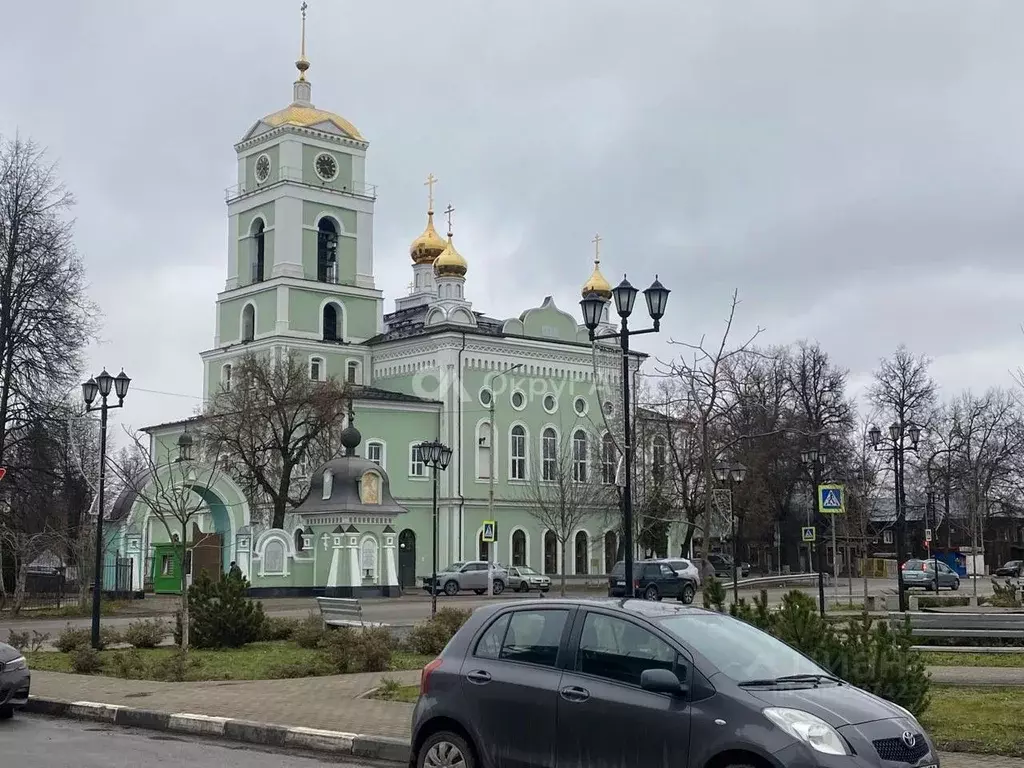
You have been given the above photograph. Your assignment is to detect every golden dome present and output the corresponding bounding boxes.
[434,235,468,278]
[410,212,446,264]
[582,263,612,299]
[260,105,365,142]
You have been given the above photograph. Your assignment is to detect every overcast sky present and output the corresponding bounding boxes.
[2,0,1022,435]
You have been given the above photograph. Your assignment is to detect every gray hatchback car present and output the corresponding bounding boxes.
[411,599,937,768]
[0,641,30,719]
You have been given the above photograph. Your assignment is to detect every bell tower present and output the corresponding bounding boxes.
[201,3,382,399]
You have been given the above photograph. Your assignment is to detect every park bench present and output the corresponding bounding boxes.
[315,596,368,628]
[890,611,1024,652]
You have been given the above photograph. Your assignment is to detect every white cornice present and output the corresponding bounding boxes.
[217,276,383,302]
[235,123,368,154]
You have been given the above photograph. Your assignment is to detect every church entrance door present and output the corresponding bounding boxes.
[398,529,417,587]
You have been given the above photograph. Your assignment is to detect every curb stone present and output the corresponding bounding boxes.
[24,696,411,763]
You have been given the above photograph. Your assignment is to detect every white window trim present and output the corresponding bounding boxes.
[542,393,558,414]
[318,298,347,341]
[475,419,494,482]
[256,533,291,578]
[509,526,531,568]
[346,359,362,384]
[542,529,563,575]
[508,422,529,482]
[409,441,429,480]
[573,528,591,575]
[309,355,325,382]
[572,429,589,483]
[221,363,233,392]
[240,302,257,342]
[365,439,386,471]
[600,432,617,485]
[314,212,347,234]
[322,469,334,500]
[573,396,589,417]
[510,389,527,412]
[358,533,380,582]
[540,425,560,483]
[478,386,493,407]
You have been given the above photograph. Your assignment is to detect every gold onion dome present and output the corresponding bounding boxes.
[410,212,447,264]
[434,235,468,277]
[582,263,612,300]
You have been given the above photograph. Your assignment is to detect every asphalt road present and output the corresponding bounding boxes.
[2,715,387,767]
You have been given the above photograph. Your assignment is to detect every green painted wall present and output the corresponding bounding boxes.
[219,289,277,342]
[244,146,280,189]
[288,287,378,340]
[301,146,354,190]
[236,203,276,236]
[301,202,357,284]
[302,201,357,232]
[351,404,439,501]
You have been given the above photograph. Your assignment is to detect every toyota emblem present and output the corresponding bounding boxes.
[901,731,917,748]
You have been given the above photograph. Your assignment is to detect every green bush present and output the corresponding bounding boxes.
[434,608,472,636]
[151,649,199,682]
[293,613,326,649]
[702,578,727,612]
[68,646,102,674]
[56,625,92,653]
[122,619,168,649]
[266,659,327,679]
[5,630,29,652]
[261,616,299,641]
[352,626,394,672]
[187,571,266,649]
[108,649,146,679]
[990,579,1022,608]
[406,608,472,656]
[318,627,357,673]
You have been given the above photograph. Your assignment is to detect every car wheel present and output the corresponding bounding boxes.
[643,584,659,601]
[517,582,529,592]
[0,706,13,720]
[473,589,485,595]
[443,580,460,596]
[418,730,475,768]
[492,580,505,596]
[680,583,696,604]
[951,578,960,591]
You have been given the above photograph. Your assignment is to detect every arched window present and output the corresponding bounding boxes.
[476,421,492,479]
[322,469,334,500]
[572,430,588,482]
[604,530,619,573]
[346,360,360,384]
[542,427,557,481]
[262,540,286,576]
[510,425,526,480]
[652,435,667,482]
[602,433,617,484]
[251,219,265,283]
[511,530,527,567]
[309,356,324,382]
[294,528,304,553]
[323,303,340,341]
[575,531,589,575]
[317,218,339,282]
[544,531,557,574]
[221,364,232,392]
[241,304,255,342]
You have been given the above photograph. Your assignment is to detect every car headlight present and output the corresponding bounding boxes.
[763,708,849,756]
[2,656,27,672]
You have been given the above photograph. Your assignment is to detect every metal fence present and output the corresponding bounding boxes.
[0,557,135,612]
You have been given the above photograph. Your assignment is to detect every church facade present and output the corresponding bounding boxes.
[105,25,677,597]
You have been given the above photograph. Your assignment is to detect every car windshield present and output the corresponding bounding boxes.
[1005,561,1021,568]
[659,613,827,683]
[667,560,691,569]
[517,566,539,575]
[444,562,464,572]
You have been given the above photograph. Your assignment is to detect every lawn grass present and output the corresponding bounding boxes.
[917,651,1024,668]
[922,686,1024,756]
[371,681,420,703]
[25,642,432,682]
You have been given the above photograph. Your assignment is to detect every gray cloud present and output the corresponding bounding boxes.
[2,0,1023,434]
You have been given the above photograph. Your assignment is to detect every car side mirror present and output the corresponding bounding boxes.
[640,668,686,696]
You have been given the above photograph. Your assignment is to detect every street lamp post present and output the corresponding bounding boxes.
[800,446,828,616]
[418,439,453,618]
[82,368,131,650]
[581,275,670,597]
[925,488,940,592]
[714,463,747,605]
[868,421,921,612]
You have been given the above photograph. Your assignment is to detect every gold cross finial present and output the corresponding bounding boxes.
[296,2,310,81]
[592,233,602,266]
[424,173,438,213]
[444,203,455,236]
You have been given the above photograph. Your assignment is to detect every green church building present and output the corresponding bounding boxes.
[107,19,676,597]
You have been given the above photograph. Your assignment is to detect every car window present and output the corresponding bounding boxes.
[576,612,680,687]
[499,609,569,667]
[475,614,511,660]
[447,562,464,572]
[642,564,659,578]
[659,564,675,577]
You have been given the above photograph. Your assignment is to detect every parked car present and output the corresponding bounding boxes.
[503,565,551,593]
[902,558,960,591]
[607,560,686,602]
[660,559,699,604]
[707,553,750,579]
[411,598,937,768]
[423,561,509,596]
[995,560,1024,578]
[0,641,30,720]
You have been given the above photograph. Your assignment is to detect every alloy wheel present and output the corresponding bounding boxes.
[424,740,467,768]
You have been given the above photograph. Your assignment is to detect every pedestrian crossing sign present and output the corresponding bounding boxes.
[802,526,816,543]
[818,483,846,515]
[482,521,496,542]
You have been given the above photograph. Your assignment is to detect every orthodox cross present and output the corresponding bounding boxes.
[592,233,602,266]
[424,173,437,212]
[444,203,455,235]
[407,280,414,292]
[296,2,310,80]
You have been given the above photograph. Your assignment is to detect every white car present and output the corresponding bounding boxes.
[663,558,701,603]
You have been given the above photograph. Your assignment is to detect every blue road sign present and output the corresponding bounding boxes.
[802,526,817,543]
[818,483,846,515]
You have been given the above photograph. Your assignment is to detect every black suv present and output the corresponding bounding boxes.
[608,560,688,601]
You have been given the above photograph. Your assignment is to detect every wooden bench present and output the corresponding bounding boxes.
[315,597,366,628]
[890,611,1024,651]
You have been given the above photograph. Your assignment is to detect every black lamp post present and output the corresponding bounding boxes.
[581,275,670,597]
[925,487,940,592]
[418,439,453,618]
[82,368,131,649]
[714,463,747,604]
[800,445,828,616]
[868,421,920,612]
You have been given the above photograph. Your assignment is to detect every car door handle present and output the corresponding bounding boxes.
[560,685,591,703]
[466,670,492,684]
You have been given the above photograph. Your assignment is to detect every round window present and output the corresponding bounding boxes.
[254,153,271,183]
[511,391,526,410]
[574,397,588,416]
[543,394,557,413]
[480,388,493,406]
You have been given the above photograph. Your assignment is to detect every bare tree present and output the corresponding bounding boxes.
[0,135,98,466]
[844,416,885,602]
[516,430,616,595]
[202,351,348,529]
[108,429,223,650]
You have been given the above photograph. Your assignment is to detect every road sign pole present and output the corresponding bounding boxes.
[831,517,839,605]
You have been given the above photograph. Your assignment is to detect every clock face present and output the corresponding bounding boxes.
[315,152,338,181]
[254,154,271,183]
